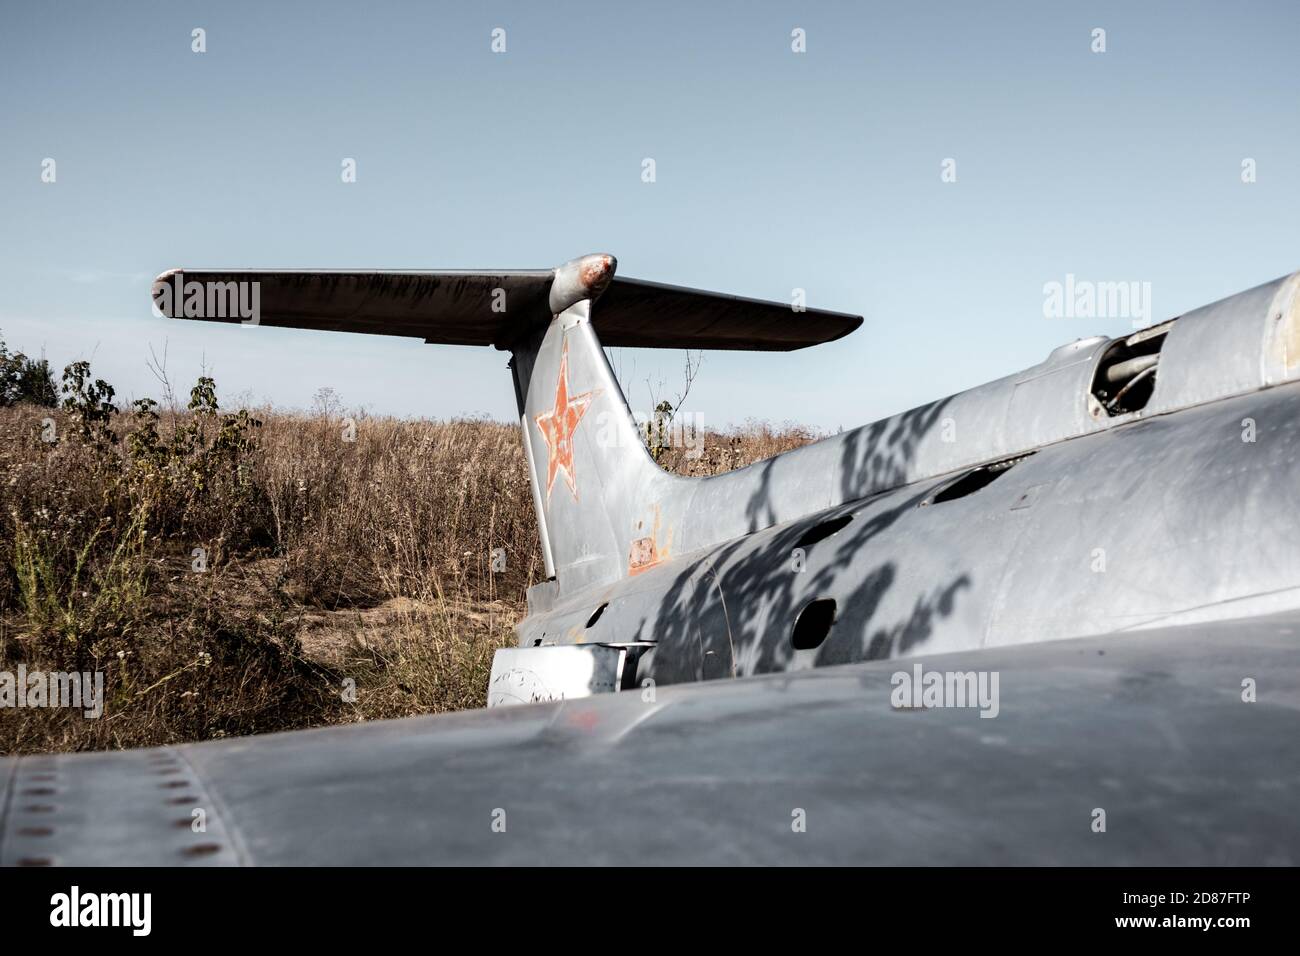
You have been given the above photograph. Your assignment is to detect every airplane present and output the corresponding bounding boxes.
[1,254,1297,865]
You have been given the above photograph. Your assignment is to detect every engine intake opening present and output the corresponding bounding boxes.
[1090,320,1173,417]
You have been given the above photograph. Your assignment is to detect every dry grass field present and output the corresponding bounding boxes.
[0,357,815,754]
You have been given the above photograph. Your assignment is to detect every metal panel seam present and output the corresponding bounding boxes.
[0,755,20,866]
[172,747,253,867]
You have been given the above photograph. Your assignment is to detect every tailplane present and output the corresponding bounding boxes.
[155,253,863,592]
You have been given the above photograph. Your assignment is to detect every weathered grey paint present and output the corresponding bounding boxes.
[511,266,1300,694]
[3,610,1297,865]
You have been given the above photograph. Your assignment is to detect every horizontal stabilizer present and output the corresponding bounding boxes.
[152,259,862,351]
[594,277,862,351]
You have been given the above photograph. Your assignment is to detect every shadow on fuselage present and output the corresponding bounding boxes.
[632,396,971,686]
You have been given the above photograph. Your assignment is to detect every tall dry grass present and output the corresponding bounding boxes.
[0,380,815,755]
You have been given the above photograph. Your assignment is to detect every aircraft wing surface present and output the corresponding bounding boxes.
[2,610,1297,866]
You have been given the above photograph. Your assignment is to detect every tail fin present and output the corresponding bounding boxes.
[510,291,673,588]
[155,253,862,592]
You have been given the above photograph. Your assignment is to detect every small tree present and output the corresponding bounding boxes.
[644,399,675,462]
[0,335,58,407]
[60,360,118,444]
[124,375,263,548]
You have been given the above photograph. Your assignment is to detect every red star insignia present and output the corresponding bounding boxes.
[534,339,601,502]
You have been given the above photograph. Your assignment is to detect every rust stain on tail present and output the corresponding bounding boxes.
[628,505,672,576]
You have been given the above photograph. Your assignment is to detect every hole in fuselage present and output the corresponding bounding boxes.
[929,467,1006,503]
[795,514,853,548]
[922,453,1033,506]
[586,603,608,628]
[791,599,836,650]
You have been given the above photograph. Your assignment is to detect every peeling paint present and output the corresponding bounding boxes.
[629,505,673,575]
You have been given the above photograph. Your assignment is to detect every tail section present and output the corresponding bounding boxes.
[512,290,682,592]
[156,253,863,594]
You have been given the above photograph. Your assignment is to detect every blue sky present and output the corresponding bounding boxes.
[1,1,1298,430]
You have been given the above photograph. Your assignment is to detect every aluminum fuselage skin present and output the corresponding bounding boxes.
[514,271,1300,687]
[521,383,1300,685]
